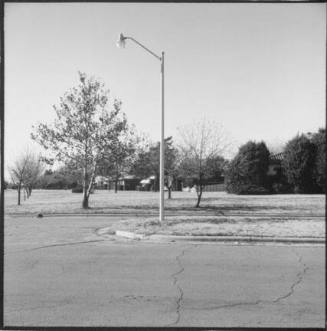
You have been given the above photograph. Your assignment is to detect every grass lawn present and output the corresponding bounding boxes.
[5,189,325,216]
[5,189,325,238]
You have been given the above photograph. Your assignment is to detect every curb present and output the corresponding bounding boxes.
[6,212,325,218]
[115,230,146,240]
[114,231,325,244]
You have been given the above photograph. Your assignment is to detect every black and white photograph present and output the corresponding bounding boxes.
[2,1,326,328]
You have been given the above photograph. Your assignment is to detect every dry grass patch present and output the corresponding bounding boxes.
[5,189,325,217]
[101,215,325,238]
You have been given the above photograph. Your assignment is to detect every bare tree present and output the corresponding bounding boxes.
[23,154,44,198]
[9,151,43,205]
[31,72,130,209]
[177,119,230,208]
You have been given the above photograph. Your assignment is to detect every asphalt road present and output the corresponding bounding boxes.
[4,215,325,327]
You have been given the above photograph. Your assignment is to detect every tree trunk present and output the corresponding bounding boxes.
[17,183,21,205]
[155,173,159,192]
[114,167,119,193]
[82,167,89,209]
[168,187,172,199]
[195,185,203,208]
[84,163,97,208]
[82,193,89,209]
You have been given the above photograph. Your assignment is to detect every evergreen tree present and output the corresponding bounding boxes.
[310,128,326,193]
[282,134,317,193]
[226,141,270,194]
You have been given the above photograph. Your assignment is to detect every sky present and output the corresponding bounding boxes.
[4,2,326,178]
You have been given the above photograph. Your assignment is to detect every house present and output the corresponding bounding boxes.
[95,175,140,190]
[108,175,140,191]
[267,152,283,177]
[180,175,225,192]
[139,175,156,191]
[94,176,109,189]
[138,175,182,191]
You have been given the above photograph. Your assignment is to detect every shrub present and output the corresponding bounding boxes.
[282,134,317,193]
[311,129,326,193]
[271,182,293,194]
[72,186,95,194]
[226,141,270,194]
[72,186,83,193]
[237,185,270,195]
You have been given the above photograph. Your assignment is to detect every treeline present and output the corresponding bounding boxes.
[226,128,326,194]
[29,135,228,193]
[27,71,232,208]
[7,71,325,209]
[34,168,82,190]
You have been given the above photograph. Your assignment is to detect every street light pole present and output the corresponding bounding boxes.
[117,33,165,223]
[160,51,165,223]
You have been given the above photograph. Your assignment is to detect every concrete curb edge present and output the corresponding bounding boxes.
[114,230,325,244]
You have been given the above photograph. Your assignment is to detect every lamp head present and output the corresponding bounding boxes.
[117,33,126,48]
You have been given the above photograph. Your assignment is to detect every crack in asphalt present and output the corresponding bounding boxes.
[272,249,308,303]
[6,300,74,314]
[26,239,106,251]
[189,249,308,312]
[167,245,197,326]
[201,299,266,311]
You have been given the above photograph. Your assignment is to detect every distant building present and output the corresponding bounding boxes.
[108,175,140,191]
[267,152,283,177]
[139,175,156,191]
[94,176,109,189]
[94,175,140,190]
[180,175,225,192]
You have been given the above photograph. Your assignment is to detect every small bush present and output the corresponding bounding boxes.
[236,185,270,195]
[272,182,292,194]
[72,186,83,193]
[71,186,95,194]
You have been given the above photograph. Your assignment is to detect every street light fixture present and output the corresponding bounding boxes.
[117,33,126,48]
[117,33,165,223]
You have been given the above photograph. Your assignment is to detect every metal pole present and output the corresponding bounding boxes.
[127,37,161,61]
[159,51,165,223]
[117,34,165,223]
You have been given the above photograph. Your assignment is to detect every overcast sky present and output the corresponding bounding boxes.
[4,2,326,178]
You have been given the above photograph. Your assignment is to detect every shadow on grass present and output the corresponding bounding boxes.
[105,204,296,212]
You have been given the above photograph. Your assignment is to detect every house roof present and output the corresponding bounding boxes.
[95,176,108,183]
[270,152,284,161]
[121,175,137,180]
[140,175,156,185]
